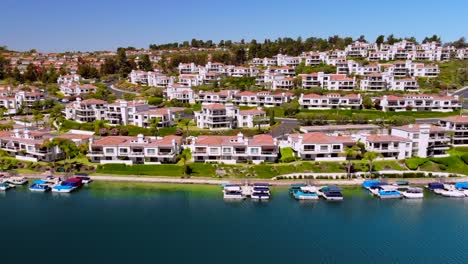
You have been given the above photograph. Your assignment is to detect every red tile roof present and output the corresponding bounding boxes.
[366,135,410,143]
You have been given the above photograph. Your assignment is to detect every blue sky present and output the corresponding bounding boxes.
[2,0,467,52]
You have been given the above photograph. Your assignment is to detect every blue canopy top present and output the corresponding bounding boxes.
[33,180,47,185]
[455,182,468,189]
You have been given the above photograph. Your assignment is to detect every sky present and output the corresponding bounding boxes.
[2,0,468,52]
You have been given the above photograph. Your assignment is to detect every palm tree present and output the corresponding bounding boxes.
[253,115,266,131]
[181,119,191,138]
[93,120,107,134]
[32,110,44,128]
[177,148,192,178]
[0,107,6,120]
[363,151,382,178]
[148,117,162,136]
[340,145,361,179]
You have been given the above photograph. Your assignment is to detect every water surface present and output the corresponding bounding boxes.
[1,183,468,264]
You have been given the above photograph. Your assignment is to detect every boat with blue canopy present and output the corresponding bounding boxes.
[318,186,343,201]
[29,180,51,192]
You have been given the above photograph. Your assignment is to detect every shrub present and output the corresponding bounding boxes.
[405,158,427,170]
[461,153,468,165]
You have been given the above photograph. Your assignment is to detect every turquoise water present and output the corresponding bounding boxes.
[1,184,468,264]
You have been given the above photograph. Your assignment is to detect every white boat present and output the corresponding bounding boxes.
[0,182,14,191]
[293,186,319,200]
[440,185,465,198]
[318,186,343,201]
[51,185,75,193]
[223,186,245,200]
[251,184,270,200]
[6,177,28,185]
[402,187,424,199]
[375,185,402,199]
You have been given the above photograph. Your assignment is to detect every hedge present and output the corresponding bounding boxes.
[461,153,468,165]
[405,157,427,170]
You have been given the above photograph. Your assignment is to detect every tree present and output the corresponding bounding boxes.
[375,35,385,45]
[148,117,162,136]
[0,56,9,80]
[24,64,38,82]
[78,64,100,79]
[340,145,362,179]
[363,151,382,177]
[101,57,118,75]
[386,34,400,45]
[422,35,441,44]
[232,46,246,65]
[357,35,367,43]
[253,115,266,131]
[123,93,136,101]
[32,110,44,128]
[362,95,373,109]
[181,119,191,137]
[0,107,6,119]
[138,54,153,71]
[450,37,467,49]
[93,120,108,134]
[43,138,79,161]
[177,148,192,177]
[117,47,132,78]
[283,100,300,117]
[269,110,275,126]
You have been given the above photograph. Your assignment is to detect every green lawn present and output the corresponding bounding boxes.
[298,109,458,119]
[279,147,295,162]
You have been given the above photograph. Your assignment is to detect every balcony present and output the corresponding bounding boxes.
[128,152,144,156]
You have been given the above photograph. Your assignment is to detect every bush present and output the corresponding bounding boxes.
[279,147,296,163]
[461,154,468,165]
[405,157,427,170]
[147,97,164,105]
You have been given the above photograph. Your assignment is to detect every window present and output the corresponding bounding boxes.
[222,148,231,154]
[147,149,156,155]
[332,145,341,151]
[304,145,315,151]
[105,148,114,154]
[251,148,259,154]
[209,147,219,154]
[320,145,328,152]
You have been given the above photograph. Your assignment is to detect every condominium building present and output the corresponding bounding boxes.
[287,132,355,161]
[196,90,236,104]
[299,93,362,110]
[194,103,239,129]
[232,91,294,107]
[0,129,62,162]
[189,133,278,164]
[363,135,412,160]
[391,124,450,157]
[57,74,81,84]
[378,94,460,112]
[237,109,268,128]
[438,116,468,146]
[65,98,107,123]
[87,134,182,164]
[59,83,98,96]
[165,84,195,104]
[133,108,175,128]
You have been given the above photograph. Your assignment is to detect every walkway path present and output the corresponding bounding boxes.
[19,172,468,186]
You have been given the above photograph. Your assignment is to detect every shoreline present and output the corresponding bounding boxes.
[19,173,468,187]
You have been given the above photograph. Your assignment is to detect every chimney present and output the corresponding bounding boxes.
[13,129,20,138]
[237,132,244,142]
[137,133,144,143]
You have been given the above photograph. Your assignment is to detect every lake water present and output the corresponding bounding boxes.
[1,182,468,264]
